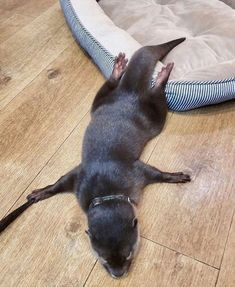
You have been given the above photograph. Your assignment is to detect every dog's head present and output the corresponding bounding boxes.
[86,197,139,278]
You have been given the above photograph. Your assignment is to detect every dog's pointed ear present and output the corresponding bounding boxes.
[132,218,138,228]
[85,229,92,238]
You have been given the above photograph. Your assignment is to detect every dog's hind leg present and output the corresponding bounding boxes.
[134,161,191,188]
[111,52,128,81]
[92,53,128,111]
[138,62,175,133]
[155,62,174,89]
[27,165,82,203]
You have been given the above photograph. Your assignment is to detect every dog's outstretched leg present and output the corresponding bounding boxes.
[134,160,191,188]
[92,53,128,111]
[27,165,82,202]
[0,165,82,233]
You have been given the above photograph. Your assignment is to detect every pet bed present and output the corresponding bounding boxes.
[60,0,235,111]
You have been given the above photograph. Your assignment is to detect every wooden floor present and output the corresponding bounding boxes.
[0,1,235,286]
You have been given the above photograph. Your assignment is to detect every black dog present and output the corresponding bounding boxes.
[0,38,190,278]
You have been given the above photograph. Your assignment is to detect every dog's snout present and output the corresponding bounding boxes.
[110,268,127,279]
[105,261,131,279]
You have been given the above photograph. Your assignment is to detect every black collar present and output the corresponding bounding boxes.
[89,195,132,210]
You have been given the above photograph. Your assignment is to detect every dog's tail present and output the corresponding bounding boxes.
[0,200,34,234]
[150,37,186,62]
[120,37,186,92]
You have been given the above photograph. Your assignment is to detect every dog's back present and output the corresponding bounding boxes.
[83,38,186,167]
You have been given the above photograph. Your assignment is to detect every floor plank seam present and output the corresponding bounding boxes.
[3,108,90,217]
[141,235,220,271]
[0,24,73,111]
[41,22,65,47]
[82,260,98,287]
[214,270,221,287]
[218,207,235,270]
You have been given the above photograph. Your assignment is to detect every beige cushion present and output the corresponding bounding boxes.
[99,0,235,81]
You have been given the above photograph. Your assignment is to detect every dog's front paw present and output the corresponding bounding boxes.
[27,189,51,202]
[167,172,191,183]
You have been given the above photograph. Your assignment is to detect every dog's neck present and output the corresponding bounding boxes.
[89,194,133,210]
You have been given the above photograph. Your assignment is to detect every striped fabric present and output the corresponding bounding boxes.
[60,0,235,111]
[60,0,115,79]
[166,78,235,110]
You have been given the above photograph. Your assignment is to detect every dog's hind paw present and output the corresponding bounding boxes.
[112,52,128,80]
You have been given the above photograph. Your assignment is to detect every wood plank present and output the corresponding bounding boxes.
[0,13,33,44]
[85,238,218,287]
[140,101,235,268]
[0,43,103,218]
[0,0,57,18]
[0,3,74,109]
[217,212,235,287]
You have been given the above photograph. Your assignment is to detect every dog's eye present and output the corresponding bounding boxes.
[132,218,138,228]
[126,251,132,260]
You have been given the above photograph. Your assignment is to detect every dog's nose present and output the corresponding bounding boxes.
[110,268,127,279]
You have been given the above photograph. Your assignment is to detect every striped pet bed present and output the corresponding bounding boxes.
[60,0,235,111]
